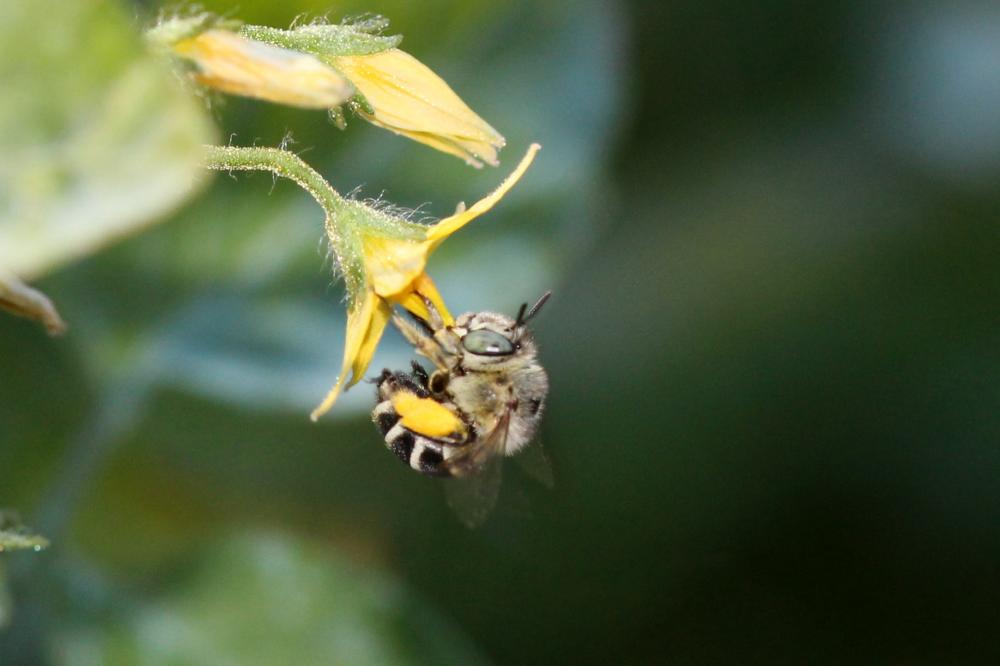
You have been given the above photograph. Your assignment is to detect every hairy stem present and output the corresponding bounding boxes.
[202,145,347,221]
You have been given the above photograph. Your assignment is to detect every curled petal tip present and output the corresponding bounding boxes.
[311,369,352,421]
[424,143,540,243]
[310,384,341,421]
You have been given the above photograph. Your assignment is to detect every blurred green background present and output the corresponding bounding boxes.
[2,0,999,664]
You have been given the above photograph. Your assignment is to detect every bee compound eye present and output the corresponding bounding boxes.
[462,330,515,356]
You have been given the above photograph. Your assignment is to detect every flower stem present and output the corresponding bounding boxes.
[202,145,347,221]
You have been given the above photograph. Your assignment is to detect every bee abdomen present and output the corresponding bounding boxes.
[412,440,450,477]
[375,401,456,478]
[373,400,400,435]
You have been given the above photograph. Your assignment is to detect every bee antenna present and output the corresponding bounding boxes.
[524,291,552,322]
[515,302,529,328]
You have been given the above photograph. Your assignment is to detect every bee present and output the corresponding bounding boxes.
[372,292,551,525]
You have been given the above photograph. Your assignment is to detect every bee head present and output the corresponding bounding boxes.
[453,292,550,371]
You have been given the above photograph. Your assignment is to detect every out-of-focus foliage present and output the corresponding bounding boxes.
[53,534,487,666]
[0,0,213,330]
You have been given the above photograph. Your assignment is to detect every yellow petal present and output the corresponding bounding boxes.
[394,273,454,326]
[392,391,466,439]
[425,143,540,245]
[360,144,538,307]
[361,124,498,168]
[351,298,393,385]
[332,49,504,166]
[175,30,353,109]
[361,234,432,298]
[311,290,379,421]
[333,49,499,137]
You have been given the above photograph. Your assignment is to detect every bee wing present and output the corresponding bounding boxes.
[512,439,554,489]
[445,458,504,529]
[443,409,512,528]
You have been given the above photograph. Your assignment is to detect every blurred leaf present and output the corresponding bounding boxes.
[0,511,49,553]
[0,0,215,282]
[145,292,381,413]
[53,533,488,666]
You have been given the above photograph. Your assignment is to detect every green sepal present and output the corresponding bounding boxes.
[240,21,402,58]
[145,14,243,49]
[328,107,348,130]
[348,92,376,116]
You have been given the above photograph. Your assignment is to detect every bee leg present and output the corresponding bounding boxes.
[392,312,452,371]
[419,293,447,331]
[373,368,429,399]
[371,369,394,399]
[410,361,430,388]
[415,294,464,358]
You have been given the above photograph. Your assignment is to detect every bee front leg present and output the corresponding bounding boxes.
[392,312,452,371]
[415,294,463,359]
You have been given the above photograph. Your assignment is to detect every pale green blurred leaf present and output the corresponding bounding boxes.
[54,534,488,666]
[0,0,216,282]
[145,293,369,413]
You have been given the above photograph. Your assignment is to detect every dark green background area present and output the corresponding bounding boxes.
[3,1,999,664]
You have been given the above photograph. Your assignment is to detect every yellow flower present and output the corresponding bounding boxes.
[157,17,503,167]
[330,49,506,168]
[172,29,354,109]
[310,143,540,420]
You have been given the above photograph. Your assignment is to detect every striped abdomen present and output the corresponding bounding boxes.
[372,368,467,477]
[373,399,456,477]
